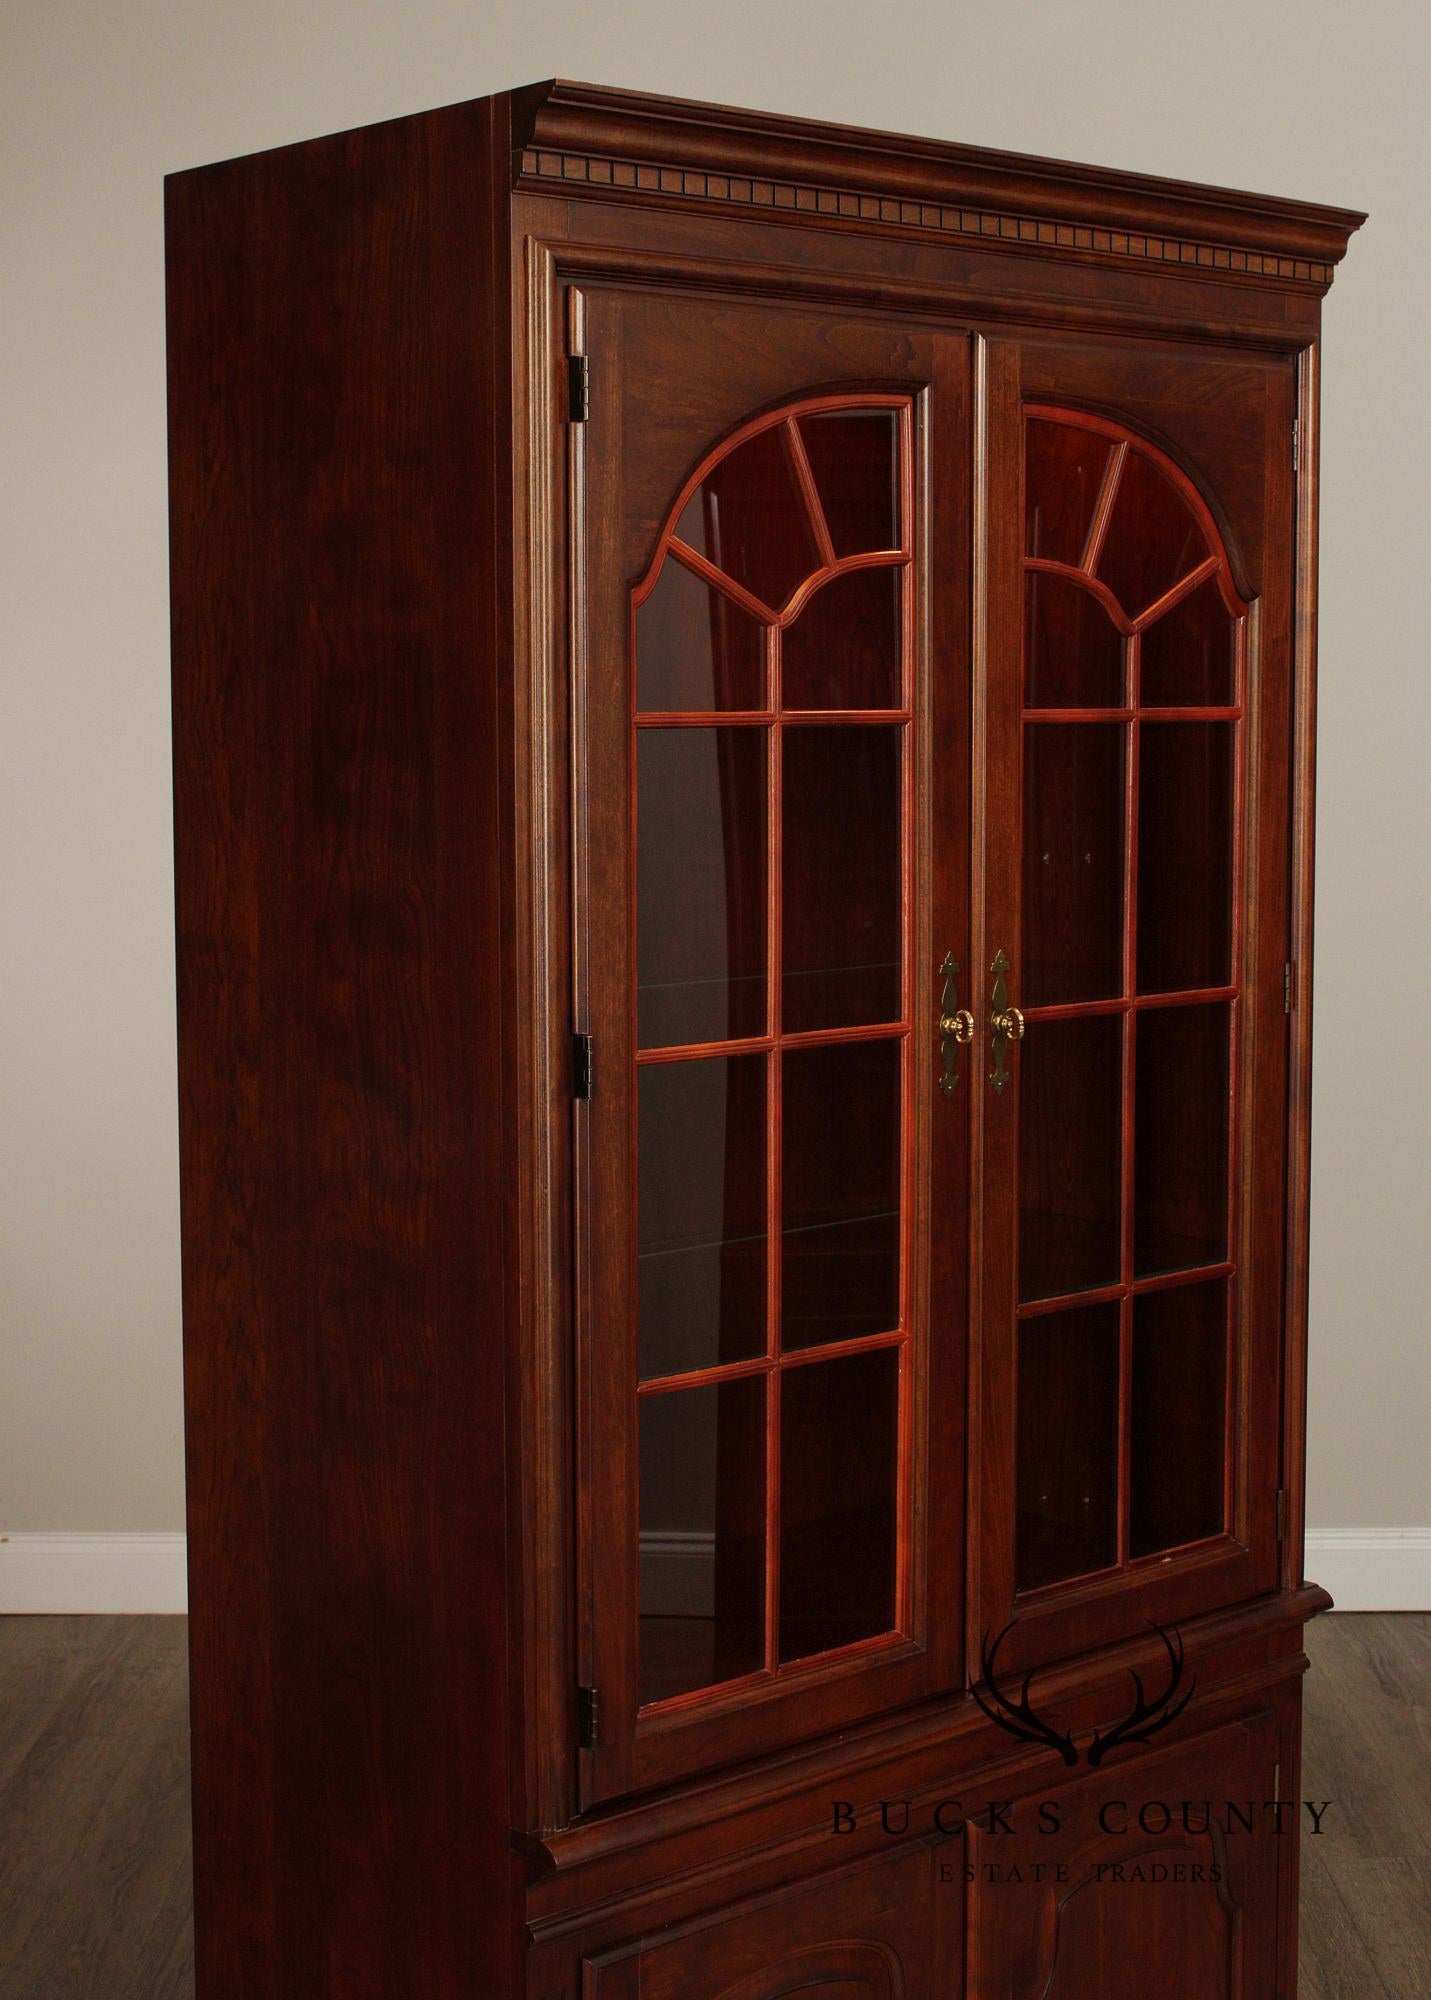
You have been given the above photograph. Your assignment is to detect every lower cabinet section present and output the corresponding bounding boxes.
[533,1700,1297,2000]
[966,1712,1284,1999]
[578,1841,956,1999]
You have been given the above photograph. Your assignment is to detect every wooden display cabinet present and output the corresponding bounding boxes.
[165,81,1363,1999]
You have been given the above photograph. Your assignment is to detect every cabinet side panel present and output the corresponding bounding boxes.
[166,100,519,1997]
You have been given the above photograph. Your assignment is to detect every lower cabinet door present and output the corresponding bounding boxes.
[583,1839,956,1999]
[965,1713,1284,1999]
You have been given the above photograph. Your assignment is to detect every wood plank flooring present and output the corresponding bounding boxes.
[1299,1614,1431,1999]
[0,1617,192,1999]
[0,1614,1424,1995]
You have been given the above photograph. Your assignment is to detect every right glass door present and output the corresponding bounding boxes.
[974,339,1296,1670]
[1018,405,1243,1594]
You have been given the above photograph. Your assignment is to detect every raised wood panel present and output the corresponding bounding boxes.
[966,1713,1283,2000]
[1040,1848,1238,1998]
[582,1841,954,1999]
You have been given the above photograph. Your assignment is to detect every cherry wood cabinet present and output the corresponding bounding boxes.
[165,81,1361,2000]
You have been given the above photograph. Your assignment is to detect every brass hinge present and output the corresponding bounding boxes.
[1276,1490,1286,1542]
[572,1031,593,1101]
[577,1684,599,1749]
[1292,418,1300,472]
[1284,962,1296,1013]
[568,354,590,424]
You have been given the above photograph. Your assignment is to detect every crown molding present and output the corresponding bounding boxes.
[512,80,1365,294]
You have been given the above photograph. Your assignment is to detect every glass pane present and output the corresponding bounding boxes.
[1131,1280,1227,1557]
[782,725,901,1032]
[1140,575,1237,708]
[1017,1302,1120,1591]
[636,557,767,713]
[782,1038,901,1349]
[1095,450,1207,620]
[779,1347,899,1661]
[1019,1014,1123,1303]
[638,1055,767,1381]
[1025,570,1124,708]
[1025,419,1112,566]
[675,424,820,611]
[796,409,900,556]
[1137,722,1235,994]
[1022,723,1126,1007]
[1134,1004,1230,1278]
[639,1377,766,1704]
[637,728,767,1048]
[782,566,901,711]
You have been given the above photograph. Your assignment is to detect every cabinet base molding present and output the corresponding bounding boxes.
[528,1655,1314,2000]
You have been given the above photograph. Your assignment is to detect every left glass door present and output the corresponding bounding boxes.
[571,285,969,1804]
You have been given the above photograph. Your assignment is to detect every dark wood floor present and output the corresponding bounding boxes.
[1298,1614,1431,1998]
[0,1614,1425,1995]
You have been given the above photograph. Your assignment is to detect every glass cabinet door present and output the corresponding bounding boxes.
[1017,408,1242,1593]
[634,400,911,1709]
[574,289,968,1804]
[973,343,1293,1672]
[571,302,1291,1792]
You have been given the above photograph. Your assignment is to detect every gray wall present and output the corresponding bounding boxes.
[1,0,1426,1540]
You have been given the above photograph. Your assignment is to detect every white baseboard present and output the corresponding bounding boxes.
[0,1533,188,1614]
[0,1528,1423,1617]
[1305,1528,1431,1612]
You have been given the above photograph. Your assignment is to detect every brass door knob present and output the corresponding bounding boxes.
[991,1005,1025,1043]
[940,1010,975,1044]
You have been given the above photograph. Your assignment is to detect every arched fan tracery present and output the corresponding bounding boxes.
[629,396,917,1712]
[1015,406,1249,1598]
